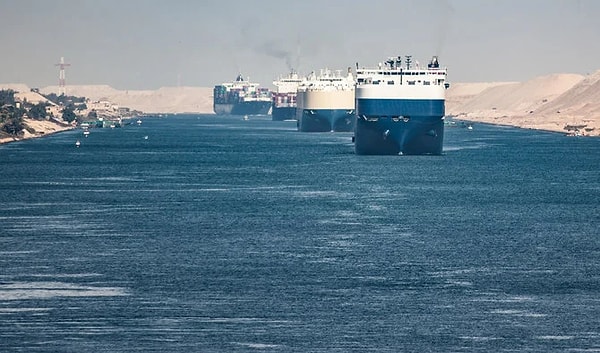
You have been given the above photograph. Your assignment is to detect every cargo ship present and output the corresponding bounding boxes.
[213,74,272,116]
[296,68,355,132]
[271,70,303,121]
[354,56,449,155]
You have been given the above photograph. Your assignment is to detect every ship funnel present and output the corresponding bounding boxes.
[428,56,440,69]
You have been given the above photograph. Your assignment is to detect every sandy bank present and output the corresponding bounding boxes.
[0,118,74,145]
[41,85,214,114]
[447,71,600,136]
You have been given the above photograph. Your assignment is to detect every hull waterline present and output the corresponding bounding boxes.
[354,116,444,155]
[272,107,296,121]
[298,109,355,132]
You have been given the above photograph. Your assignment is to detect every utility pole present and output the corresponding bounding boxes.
[55,57,71,95]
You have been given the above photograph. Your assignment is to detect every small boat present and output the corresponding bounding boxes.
[75,140,81,147]
[137,119,142,125]
[83,130,90,137]
[144,135,148,140]
[243,115,249,121]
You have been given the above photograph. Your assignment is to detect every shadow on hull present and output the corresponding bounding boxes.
[354,117,444,155]
[214,101,272,116]
[272,107,296,121]
[298,109,356,132]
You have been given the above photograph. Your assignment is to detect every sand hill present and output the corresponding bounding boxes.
[533,70,600,120]
[40,85,214,114]
[446,71,600,136]
[0,83,31,93]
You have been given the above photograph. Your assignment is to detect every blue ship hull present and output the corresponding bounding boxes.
[297,109,356,132]
[272,107,296,121]
[354,99,445,155]
[214,101,272,116]
[231,101,271,116]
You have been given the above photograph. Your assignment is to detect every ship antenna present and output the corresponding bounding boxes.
[405,55,412,70]
[386,57,395,69]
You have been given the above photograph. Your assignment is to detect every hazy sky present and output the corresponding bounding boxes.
[1,0,598,90]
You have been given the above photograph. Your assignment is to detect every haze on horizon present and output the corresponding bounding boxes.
[1,0,598,90]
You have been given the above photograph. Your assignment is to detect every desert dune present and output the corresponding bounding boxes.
[446,70,600,136]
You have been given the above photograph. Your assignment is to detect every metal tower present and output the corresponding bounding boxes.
[55,57,71,95]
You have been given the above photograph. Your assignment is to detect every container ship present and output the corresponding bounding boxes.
[354,56,449,155]
[296,68,355,132]
[271,70,303,121]
[213,74,272,116]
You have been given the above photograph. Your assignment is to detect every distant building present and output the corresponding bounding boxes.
[86,99,119,112]
[45,105,61,118]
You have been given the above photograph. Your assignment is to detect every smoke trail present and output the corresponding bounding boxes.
[432,0,454,58]
[255,38,302,72]
[237,19,301,73]
[258,40,293,70]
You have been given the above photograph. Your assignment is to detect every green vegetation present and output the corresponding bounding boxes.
[28,102,47,120]
[0,90,25,136]
[0,89,16,106]
[43,92,87,112]
[0,89,87,138]
[44,92,85,105]
[0,108,25,136]
[61,107,77,123]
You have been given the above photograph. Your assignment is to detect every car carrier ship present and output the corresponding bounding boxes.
[296,68,355,132]
[353,55,449,155]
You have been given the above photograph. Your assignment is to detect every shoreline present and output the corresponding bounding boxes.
[2,115,598,146]
[451,114,599,137]
[0,118,75,145]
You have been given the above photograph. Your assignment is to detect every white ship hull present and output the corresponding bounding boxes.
[296,90,355,132]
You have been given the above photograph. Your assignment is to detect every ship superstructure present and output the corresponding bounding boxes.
[354,56,449,155]
[213,74,272,116]
[296,68,355,132]
[271,70,303,121]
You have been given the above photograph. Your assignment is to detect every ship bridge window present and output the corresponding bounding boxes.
[387,81,394,85]
[373,80,380,85]
[424,81,430,85]
[408,81,416,85]
[357,78,365,83]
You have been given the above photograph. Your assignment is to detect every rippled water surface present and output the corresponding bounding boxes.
[1,115,599,352]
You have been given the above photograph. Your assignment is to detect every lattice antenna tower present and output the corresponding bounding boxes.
[55,57,71,96]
